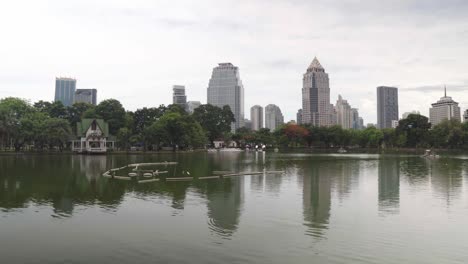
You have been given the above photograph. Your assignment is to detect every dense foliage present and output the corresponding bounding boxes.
[1,97,467,151]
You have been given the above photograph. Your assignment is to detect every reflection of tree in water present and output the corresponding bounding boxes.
[194,178,244,239]
[400,157,429,185]
[429,158,463,207]
[0,155,126,217]
[378,158,400,214]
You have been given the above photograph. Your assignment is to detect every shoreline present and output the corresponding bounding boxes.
[0,147,467,156]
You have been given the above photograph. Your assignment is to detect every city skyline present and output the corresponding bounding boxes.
[1,1,468,123]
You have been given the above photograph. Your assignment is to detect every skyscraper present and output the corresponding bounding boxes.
[351,108,361,129]
[207,63,244,131]
[335,95,352,129]
[250,105,263,131]
[464,109,468,123]
[55,77,76,107]
[173,85,187,107]
[265,104,284,131]
[377,86,399,129]
[429,87,461,126]
[302,57,332,126]
[296,109,303,125]
[74,89,97,105]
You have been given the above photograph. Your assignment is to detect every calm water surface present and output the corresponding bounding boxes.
[1,152,468,263]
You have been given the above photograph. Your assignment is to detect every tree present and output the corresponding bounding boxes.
[19,111,49,150]
[117,127,133,150]
[192,104,235,145]
[430,119,464,149]
[45,118,72,151]
[143,112,207,150]
[132,107,165,135]
[0,97,34,150]
[396,114,431,148]
[67,102,95,133]
[47,101,68,119]
[281,124,308,147]
[95,99,126,135]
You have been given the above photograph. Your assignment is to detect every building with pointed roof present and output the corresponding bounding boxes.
[301,57,334,126]
[72,119,115,153]
[429,87,461,126]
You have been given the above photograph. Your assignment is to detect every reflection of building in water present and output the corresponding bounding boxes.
[378,158,400,213]
[206,178,244,238]
[72,155,108,181]
[332,161,359,201]
[300,161,331,237]
[430,160,463,206]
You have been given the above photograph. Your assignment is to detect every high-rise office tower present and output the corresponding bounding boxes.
[377,86,399,129]
[173,85,187,108]
[265,104,284,131]
[250,105,263,131]
[207,63,244,131]
[74,89,97,105]
[335,95,352,129]
[464,109,468,123]
[186,101,201,114]
[244,118,252,130]
[296,109,303,125]
[429,87,461,126]
[55,77,76,107]
[351,108,361,129]
[302,57,332,126]
[358,117,364,129]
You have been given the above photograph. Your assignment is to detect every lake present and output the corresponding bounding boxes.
[1,152,468,263]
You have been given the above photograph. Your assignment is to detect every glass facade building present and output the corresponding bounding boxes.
[55,77,77,107]
[377,86,399,129]
[207,63,244,131]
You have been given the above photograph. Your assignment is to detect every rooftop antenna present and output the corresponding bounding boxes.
[444,85,447,97]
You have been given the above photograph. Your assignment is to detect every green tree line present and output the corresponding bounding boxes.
[1,96,467,151]
[0,97,234,151]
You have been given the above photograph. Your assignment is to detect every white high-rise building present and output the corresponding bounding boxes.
[265,104,284,131]
[250,105,263,131]
[207,63,244,131]
[335,95,352,129]
[429,88,461,126]
[302,57,333,126]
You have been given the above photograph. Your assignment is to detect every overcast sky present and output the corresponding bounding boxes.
[1,0,467,123]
